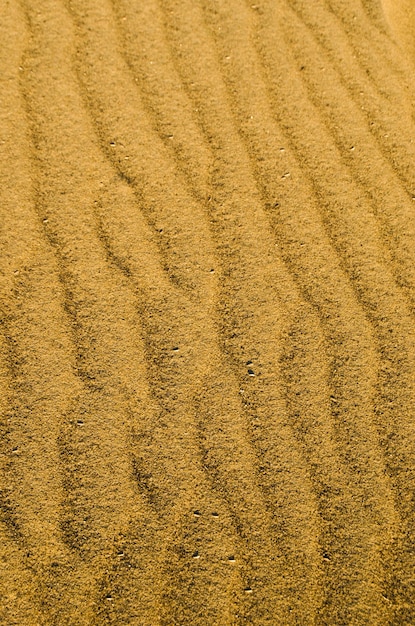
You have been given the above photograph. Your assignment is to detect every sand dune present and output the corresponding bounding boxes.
[1,1,415,624]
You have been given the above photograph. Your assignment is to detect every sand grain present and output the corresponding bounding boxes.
[1,1,415,624]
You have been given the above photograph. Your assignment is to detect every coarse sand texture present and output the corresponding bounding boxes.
[1,0,415,624]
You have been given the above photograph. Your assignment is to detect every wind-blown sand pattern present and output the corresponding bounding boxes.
[1,0,415,624]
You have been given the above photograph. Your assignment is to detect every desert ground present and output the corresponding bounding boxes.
[1,0,415,624]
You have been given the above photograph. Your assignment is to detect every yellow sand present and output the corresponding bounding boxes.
[1,1,415,624]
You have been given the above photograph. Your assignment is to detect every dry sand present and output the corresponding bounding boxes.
[1,1,415,624]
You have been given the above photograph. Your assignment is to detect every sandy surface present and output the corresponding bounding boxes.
[1,1,415,624]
